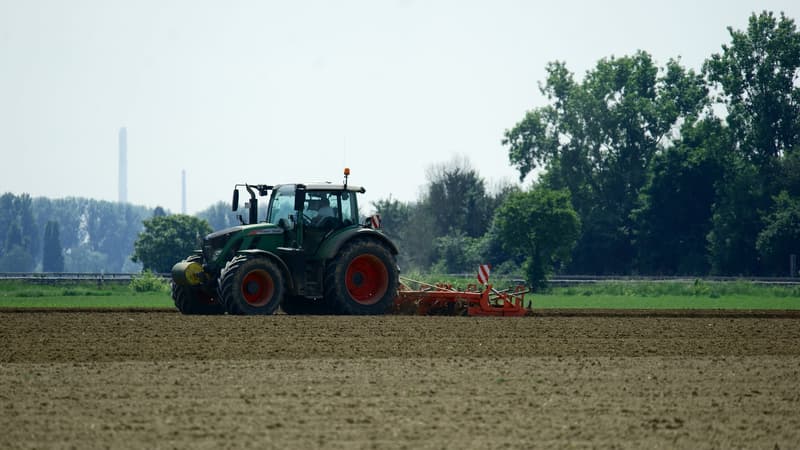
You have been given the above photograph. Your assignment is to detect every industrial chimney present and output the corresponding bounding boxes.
[118,127,128,204]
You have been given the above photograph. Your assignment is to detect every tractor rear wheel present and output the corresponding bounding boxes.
[171,255,224,315]
[324,239,398,315]
[218,255,285,315]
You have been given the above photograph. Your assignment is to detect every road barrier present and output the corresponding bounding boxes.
[0,272,169,284]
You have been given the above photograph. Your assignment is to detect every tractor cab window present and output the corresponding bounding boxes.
[267,185,296,225]
[305,191,340,229]
[303,191,358,229]
[339,191,357,226]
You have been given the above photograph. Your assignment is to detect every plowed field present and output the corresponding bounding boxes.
[1,311,799,448]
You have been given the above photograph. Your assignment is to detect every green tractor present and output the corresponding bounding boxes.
[170,170,399,315]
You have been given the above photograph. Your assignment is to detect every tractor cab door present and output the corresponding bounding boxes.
[302,190,348,253]
[266,184,301,247]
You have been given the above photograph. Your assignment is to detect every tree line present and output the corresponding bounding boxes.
[0,187,249,274]
[0,194,154,272]
[2,11,797,285]
[376,11,800,279]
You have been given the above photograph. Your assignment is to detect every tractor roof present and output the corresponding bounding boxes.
[280,183,366,193]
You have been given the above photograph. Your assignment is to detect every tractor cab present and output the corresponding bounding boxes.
[265,183,364,254]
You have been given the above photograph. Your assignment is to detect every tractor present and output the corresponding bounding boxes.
[170,169,399,315]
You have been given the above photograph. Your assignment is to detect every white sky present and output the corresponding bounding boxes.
[1,0,797,214]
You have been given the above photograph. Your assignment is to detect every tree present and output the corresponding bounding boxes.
[373,157,495,272]
[504,52,707,274]
[707,156,765,275]
[0,193,15,256]
[424,156,491,239]
[492,188,580,290]
[85,201,126,271]
[371,197,419,270]
[704,11,800,166]
[704,11,800,275]
[0,220,34,272]
[0,245,34,272]
[14,194,39,265]
[64,244,108,273]
[0,193,37,272]
[633,118,728,275]
[756,191,800,275]
[30,196,149,273]
[197,201,238,231]
[131,215,212,273]
[42,220,64,272]
[431,231,482,274]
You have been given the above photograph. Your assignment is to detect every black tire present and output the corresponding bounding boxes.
[280,295,333,315]
[171,256,224,315]
[324,239,398,315]
[171,283,225,315]
[218,255,285,315]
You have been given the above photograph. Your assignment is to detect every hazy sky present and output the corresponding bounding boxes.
[1,0,797,214]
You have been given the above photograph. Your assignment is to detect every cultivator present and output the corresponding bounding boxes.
[393,270,532,317]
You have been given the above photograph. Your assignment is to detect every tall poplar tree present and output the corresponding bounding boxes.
[42,220,64,272]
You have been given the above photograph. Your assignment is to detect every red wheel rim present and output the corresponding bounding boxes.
[241,269,274,307]
[345,254,388,305]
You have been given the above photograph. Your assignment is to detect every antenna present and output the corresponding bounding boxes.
[181,170,187,214]
[343,136,347,169]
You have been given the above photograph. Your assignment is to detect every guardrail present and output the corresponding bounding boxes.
[442,273,800,286]
[0,272,170,284]
[548,275,800,285]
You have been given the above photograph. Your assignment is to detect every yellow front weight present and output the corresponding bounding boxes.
[171,261,206,286]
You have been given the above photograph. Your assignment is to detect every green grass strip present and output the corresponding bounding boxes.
[1,278,798,310]
[0,292,172,309]
[530,294,799,310]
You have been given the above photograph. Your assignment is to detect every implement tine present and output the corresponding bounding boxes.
[399,276,459,292]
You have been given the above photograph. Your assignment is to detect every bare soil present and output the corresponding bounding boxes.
[1,311,799,449]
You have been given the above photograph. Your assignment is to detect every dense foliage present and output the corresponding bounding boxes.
[375,11,800,284]
[501,11,800,277]
[493,188,580,289]
[42,220,64,272]
[2,11,798,284]
[373,156,518,275]
[131,215,212,273]
[0,194,152,273]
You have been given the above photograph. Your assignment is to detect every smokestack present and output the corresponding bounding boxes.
[118,127,128,204]
[181,169,187,215]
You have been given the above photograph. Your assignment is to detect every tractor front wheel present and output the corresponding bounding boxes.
[218,256,285,315]
[171,283,225,315]
[324,239,398,315]
[171,255,224,315]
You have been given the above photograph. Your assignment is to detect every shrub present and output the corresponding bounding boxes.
[130,270,170,293]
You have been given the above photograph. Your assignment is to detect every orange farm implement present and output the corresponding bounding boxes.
[393,276,532,317]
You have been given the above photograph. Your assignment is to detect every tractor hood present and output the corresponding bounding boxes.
[206,225,246,241]
[203,224,284,268]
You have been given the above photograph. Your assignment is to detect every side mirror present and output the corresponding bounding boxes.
[232,189,240,212]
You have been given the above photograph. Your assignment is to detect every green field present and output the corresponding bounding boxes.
[0,279,172,309]
[530,294,799,310]
[531,280,800,310]
[1,278,798,310]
